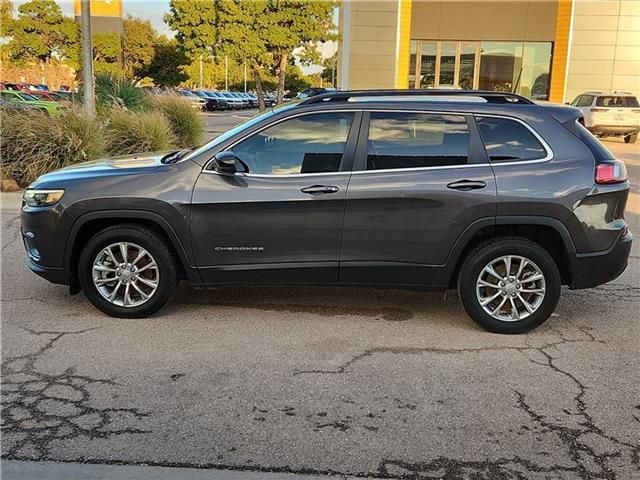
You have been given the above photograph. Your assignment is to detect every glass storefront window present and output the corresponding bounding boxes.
[419,42,437,88]
[408,40,552,100]
[438,42,456,87]
[458,43,477,90]
[479,42,524,93]
[409,41,417,89]
[520,42,552,100]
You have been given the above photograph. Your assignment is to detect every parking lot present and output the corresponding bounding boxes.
[1,111,639,479]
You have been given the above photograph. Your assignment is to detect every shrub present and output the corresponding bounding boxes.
[146,94,204,148]
[104,108,174,156]
[1,107,104,186]
[95,73,147,111]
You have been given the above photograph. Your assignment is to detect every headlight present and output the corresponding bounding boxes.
[23,189,65,207]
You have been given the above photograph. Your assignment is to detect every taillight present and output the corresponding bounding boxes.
[590,108,608,113]
[595,160,628,184]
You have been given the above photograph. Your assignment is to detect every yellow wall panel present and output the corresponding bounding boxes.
[549,0,573,103]
[74,0,123,18]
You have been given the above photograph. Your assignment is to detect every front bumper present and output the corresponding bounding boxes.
[25,255,69,285]
[570,231,633,289]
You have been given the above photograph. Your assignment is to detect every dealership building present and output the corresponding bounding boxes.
[337,0,639,103]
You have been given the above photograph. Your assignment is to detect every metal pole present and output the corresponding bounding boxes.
[332,56,336,88]
[80,0,94,115]
[243,61,247,92]
[225,55,228,91]
[199,54,203,89]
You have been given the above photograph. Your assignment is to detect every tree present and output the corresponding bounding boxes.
[166,0,272,110]
[166,0,336,110]
[6,0,79,65]
[265,1,337,104]
[123,16,157,79]
[92,32,121,75]
[142,37,189,87]
[0,0,13,38]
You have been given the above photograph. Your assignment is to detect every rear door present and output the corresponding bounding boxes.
[340,110,497,287]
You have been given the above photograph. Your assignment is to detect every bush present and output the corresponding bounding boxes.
[104,108,174,156]
[1,107,104,186]
[146,94,204,148]
[95,73,146,111]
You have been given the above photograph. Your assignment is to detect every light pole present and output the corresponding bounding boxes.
[80,0,94,115]
[199,54,203,89]
[243,61,247,93]
[225,55,228,91]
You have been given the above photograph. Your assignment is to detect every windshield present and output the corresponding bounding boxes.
[18,93,37,101]
[183,103,298,163]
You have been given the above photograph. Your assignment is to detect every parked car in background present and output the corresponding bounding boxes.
[0,90,62,115]
[26,90,69,104]
[20,90,632,333]
[206,91,229,110]
[571,91,639,143]
[230,92,250,109]
[177,89,206,111]
[0,97,44,112]
[192,90,221,111]
[220,92,244,110]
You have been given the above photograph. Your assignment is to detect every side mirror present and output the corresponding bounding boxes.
[212,151,248,175]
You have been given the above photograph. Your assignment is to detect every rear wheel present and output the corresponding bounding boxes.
[458,238,561,333]
[624,133,637,144]
[78,225,177,318]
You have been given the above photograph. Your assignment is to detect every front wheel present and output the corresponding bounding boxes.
[624,133,637,144]
[458,238,561,334]
[78,225,177,318]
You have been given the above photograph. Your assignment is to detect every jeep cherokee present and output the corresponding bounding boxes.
[21,90,632,333]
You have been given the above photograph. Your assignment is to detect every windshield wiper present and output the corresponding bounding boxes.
[161,149,193,164]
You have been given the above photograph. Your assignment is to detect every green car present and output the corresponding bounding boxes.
[0,90,63,115]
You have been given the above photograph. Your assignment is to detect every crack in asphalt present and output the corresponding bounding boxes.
[1,327,151,460]
[2,215,21,252]
[296,327,639,479]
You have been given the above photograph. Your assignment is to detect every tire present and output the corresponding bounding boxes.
[78,224,177,318]
[624,133,637,144]
[457,237,561,334]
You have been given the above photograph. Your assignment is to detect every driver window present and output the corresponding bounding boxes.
[230,112,354,175]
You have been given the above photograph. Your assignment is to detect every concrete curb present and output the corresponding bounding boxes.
[1,461,355,480]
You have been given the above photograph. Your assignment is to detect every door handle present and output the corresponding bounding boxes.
[301,185,339,195]
[447,180,487,191]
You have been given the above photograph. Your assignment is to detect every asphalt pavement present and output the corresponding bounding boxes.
[1,115,639,479]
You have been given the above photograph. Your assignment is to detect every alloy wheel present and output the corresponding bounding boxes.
[476,255,546,322]
[92,242,159,308]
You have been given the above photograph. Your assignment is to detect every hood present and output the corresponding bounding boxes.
[32,152,171,187]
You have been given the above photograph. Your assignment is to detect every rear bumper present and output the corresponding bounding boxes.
[570,231,633,289]
[589,125,639,136]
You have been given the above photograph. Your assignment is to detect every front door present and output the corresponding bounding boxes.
[340,110,497,286]
[191,111,360,284]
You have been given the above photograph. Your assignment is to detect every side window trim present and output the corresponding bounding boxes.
[203,109,362,177]
[352,109,488,173]
[475,114,554,165]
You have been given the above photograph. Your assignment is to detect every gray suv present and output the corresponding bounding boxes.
[21,90,632,333]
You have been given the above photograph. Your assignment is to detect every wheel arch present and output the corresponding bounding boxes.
[65,210,201,291]
[442,216,578,289]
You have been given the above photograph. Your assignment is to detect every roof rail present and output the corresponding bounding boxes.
[299,89,535,105]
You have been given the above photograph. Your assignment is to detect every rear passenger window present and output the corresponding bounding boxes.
[366,112,469,170]
[476,116,547,162]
